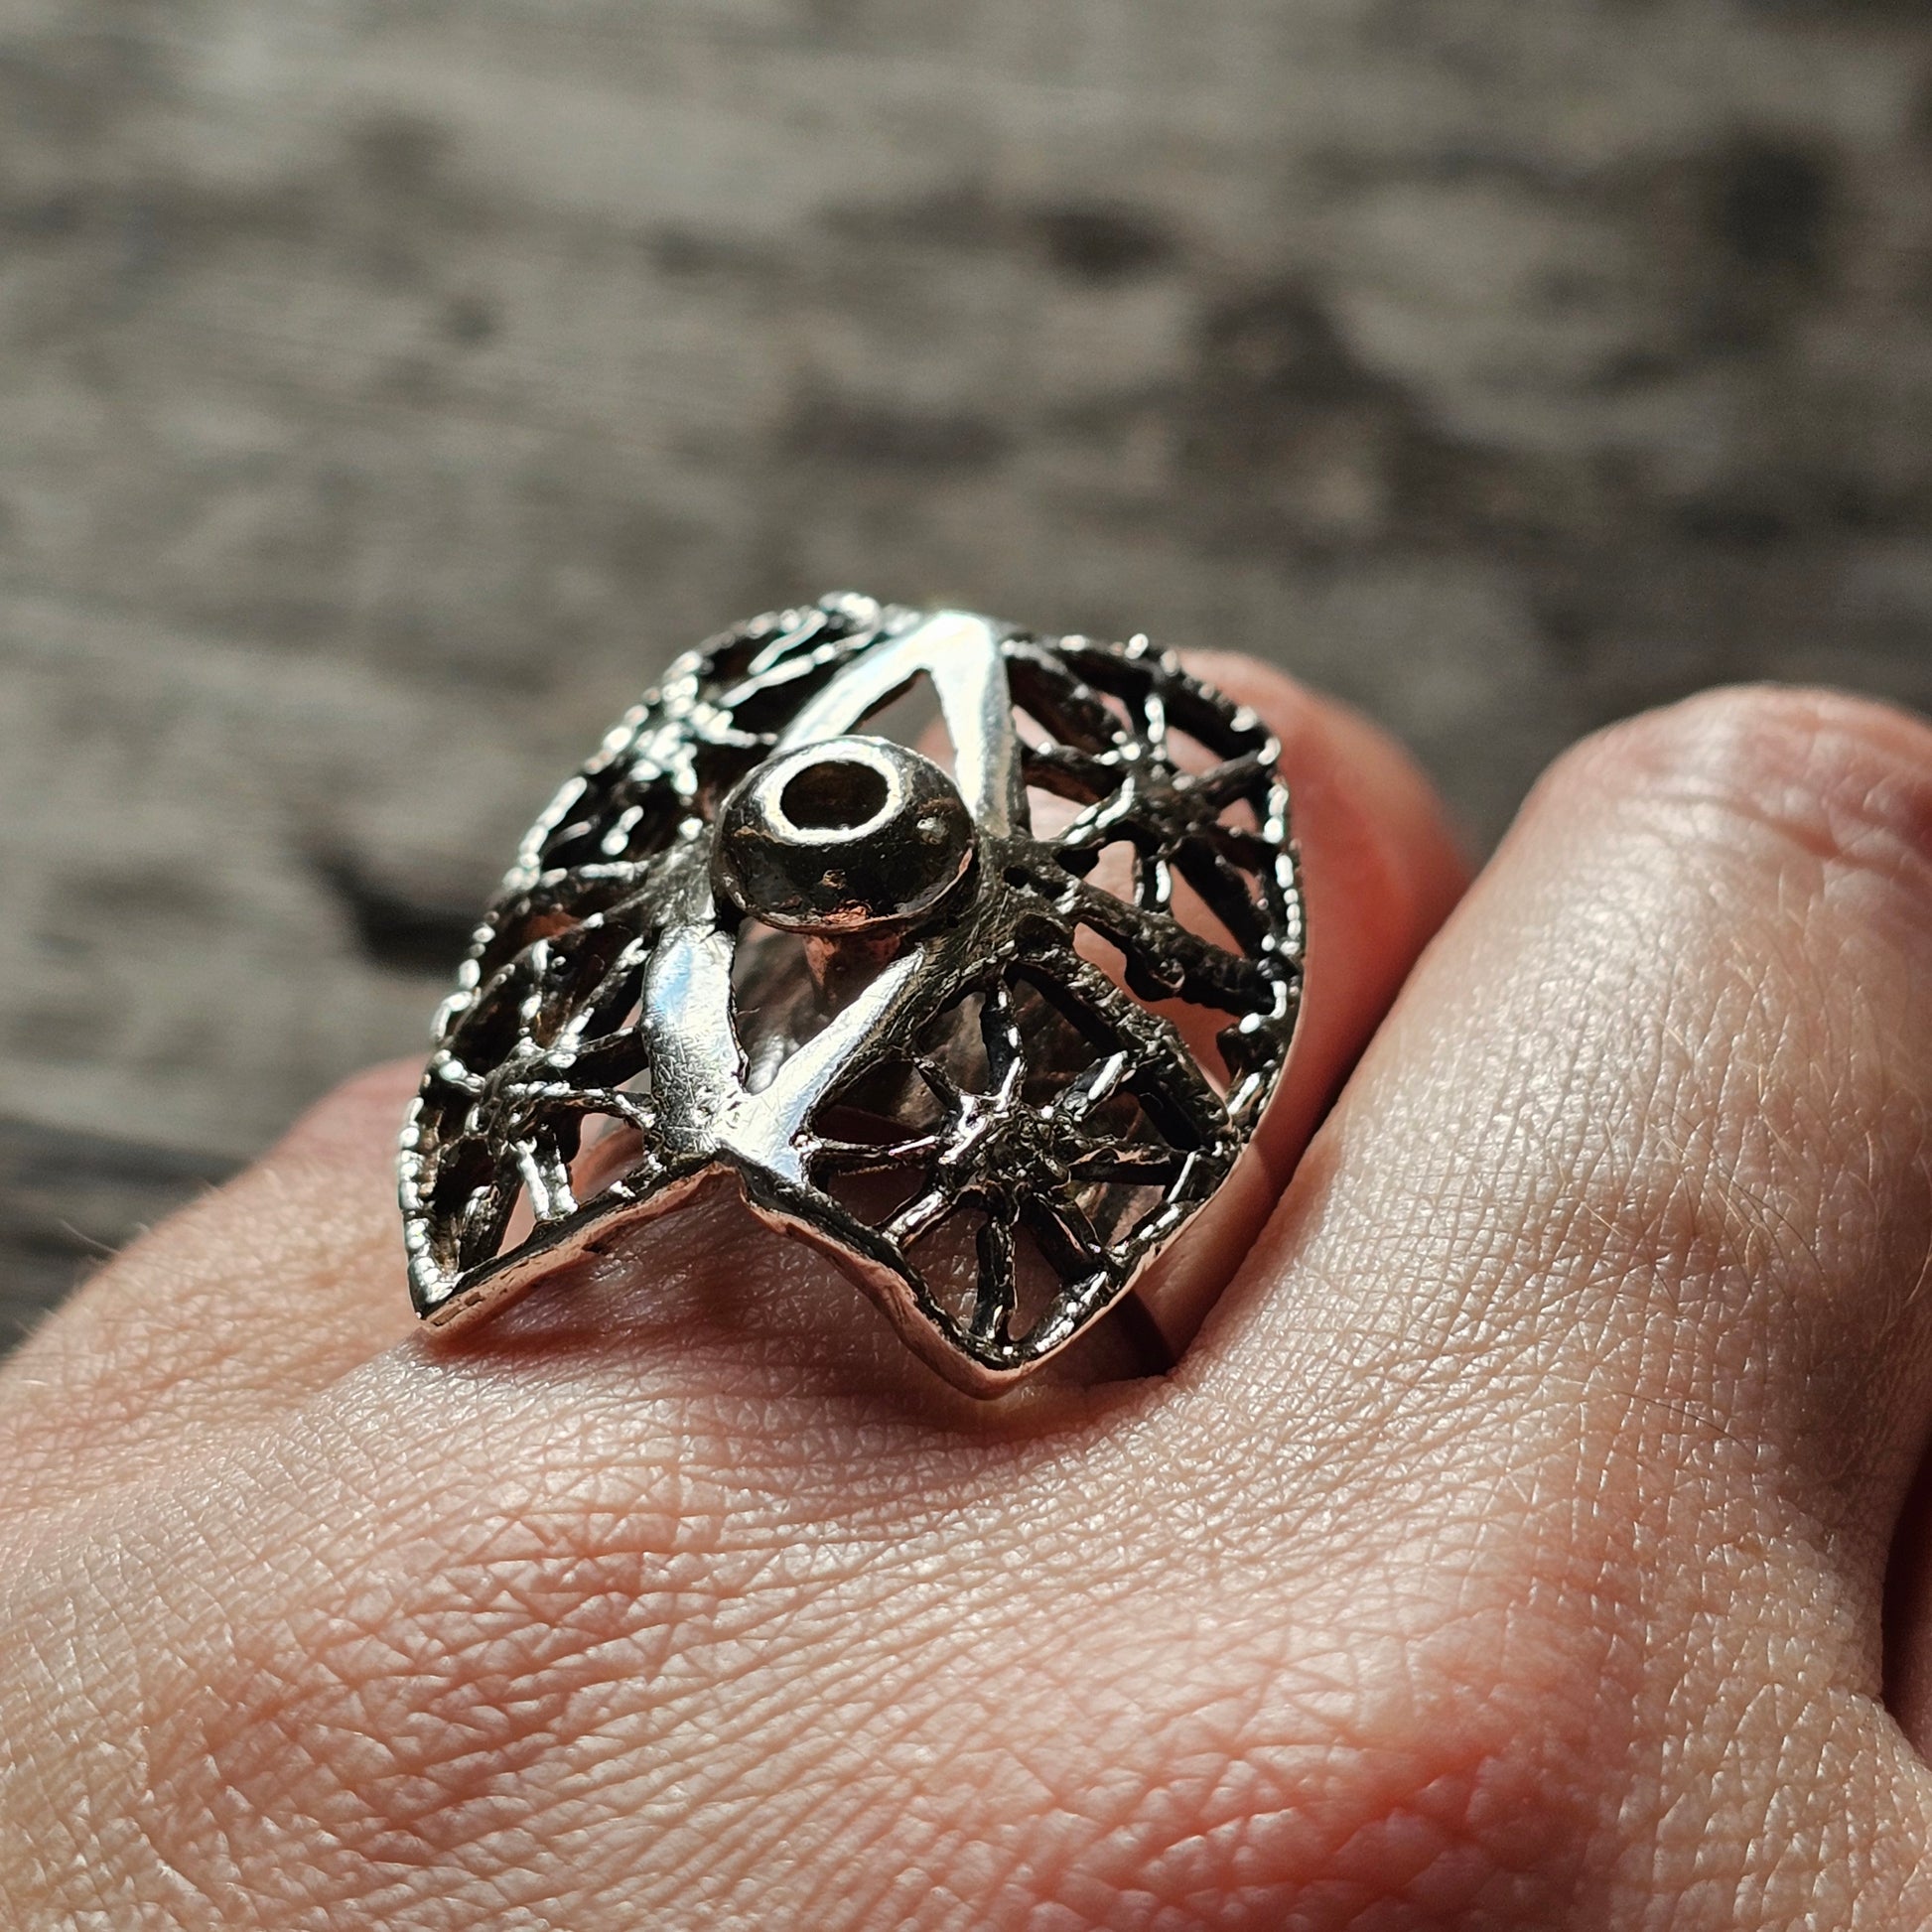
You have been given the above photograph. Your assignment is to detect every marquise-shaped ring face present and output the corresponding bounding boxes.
[399,594,1305,1396]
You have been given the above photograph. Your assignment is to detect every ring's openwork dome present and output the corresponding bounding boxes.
[399,593,1305,1395]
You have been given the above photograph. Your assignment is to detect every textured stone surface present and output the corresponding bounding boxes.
[5,0,1932,1336]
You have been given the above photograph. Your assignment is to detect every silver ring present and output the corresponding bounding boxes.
[399,594,1305,1396]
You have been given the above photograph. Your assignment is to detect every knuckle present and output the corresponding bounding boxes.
[138,1430,756,1890]
[1505,688,1932,1444]
[1042,1606,1596,1926]
[1549,684,1932,896]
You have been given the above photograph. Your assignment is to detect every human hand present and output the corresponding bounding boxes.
[5,666,1930,1929]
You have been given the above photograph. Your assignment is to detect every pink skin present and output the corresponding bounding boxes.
[4,669,1932,1929]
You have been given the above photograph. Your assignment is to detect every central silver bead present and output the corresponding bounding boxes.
[711,735,976,936]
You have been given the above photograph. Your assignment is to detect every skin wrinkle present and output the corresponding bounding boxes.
[715,1538,1584,1916]
[835,1616,1577,1931]
[738,1522,1538,1916]
[174,1506,815,1900]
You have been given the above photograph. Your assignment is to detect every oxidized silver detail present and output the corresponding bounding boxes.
[399,594,1306,1396]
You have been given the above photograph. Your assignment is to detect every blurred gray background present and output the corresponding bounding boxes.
[5,0,1932,1339]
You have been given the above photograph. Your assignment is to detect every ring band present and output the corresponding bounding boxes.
[399,594,1305,1396]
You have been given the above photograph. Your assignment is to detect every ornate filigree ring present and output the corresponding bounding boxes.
[399,595,1306,1396]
